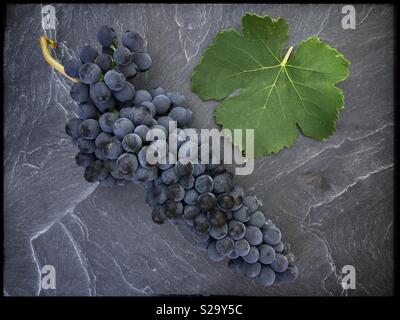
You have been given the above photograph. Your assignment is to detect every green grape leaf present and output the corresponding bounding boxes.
[191,13,350,157]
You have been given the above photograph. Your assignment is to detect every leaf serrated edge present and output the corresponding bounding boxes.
[291,36,351,143]
[191,28,241,101]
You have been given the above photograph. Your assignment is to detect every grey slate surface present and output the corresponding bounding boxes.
[4,4,394,296]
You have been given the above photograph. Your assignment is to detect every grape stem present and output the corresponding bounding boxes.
[39,36,80,83]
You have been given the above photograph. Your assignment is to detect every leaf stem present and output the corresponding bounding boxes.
[39,36,79,83]
[281,46,294,66]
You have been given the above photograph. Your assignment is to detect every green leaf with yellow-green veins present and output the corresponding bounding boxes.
[191,13,350,157]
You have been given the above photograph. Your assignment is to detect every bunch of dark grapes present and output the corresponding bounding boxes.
[64,25,298,287]
[147,153,299,286]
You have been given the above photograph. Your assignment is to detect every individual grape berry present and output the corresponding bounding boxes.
[179,175,195,190]
[183,205,200,223]
[258,244,276,265]
[116,62,138,79]
[116,153,138,175]
[140,101,157,117]
[242,262,261,278]
[78,63,101,85]
[232,206,250,223]
[194,174,213,193]
[150,87,166,98]
[133,89,152,105]
[79,119,100,140]
[77,102,97,120]
[131,105,153,126]
[157,116,173,130]
[104,70,126,91]
[208,209,227,227]
[167,183,185,202]
[75,151,95,168]
[167,91,185,107]
[164,200,183,219]
[79,45,98,64]
[213,171,233,194]
[197,192,216,212]
[234,239,251,257]
[160,167,178,185]
[77,137,96,154]
[152,206,167,224]
[99,112,119,133]
[113,82,136,103]
[122,30,145,52]
[242,246,259,264]
[183,189,199,205]
[95,132,113,148]
[113,47,132,66]
[217,193,235,210]
[193,213,210,233]
[65,118,83,139]
[248,211,266,228]
[153,95,171,115]
[207,241,224,262]
[270,253,289,273]
[244,226,263,246]
[263,226,282,246]
[132,52,152,71]
[84,160,108,183]
[216,237,234,256]
[64,59,82,78]
[209,223,228,240]
[122,133,142,152]
[168,107,192,127]
[70,82,90,103]
[257,266,276,287]
[90,81,111,104]
[228,220,246,240]
[104,137,123,160]
[243,195,260,213]
[276,265,299,283]
[94,96,115,113]
[113,118,135,138]
[228,258,243,273]
[97,25,117,47]
[273,241,285,253]
[95,54,113,73]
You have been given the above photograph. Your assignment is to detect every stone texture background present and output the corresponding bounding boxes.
[3,4,394,296]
